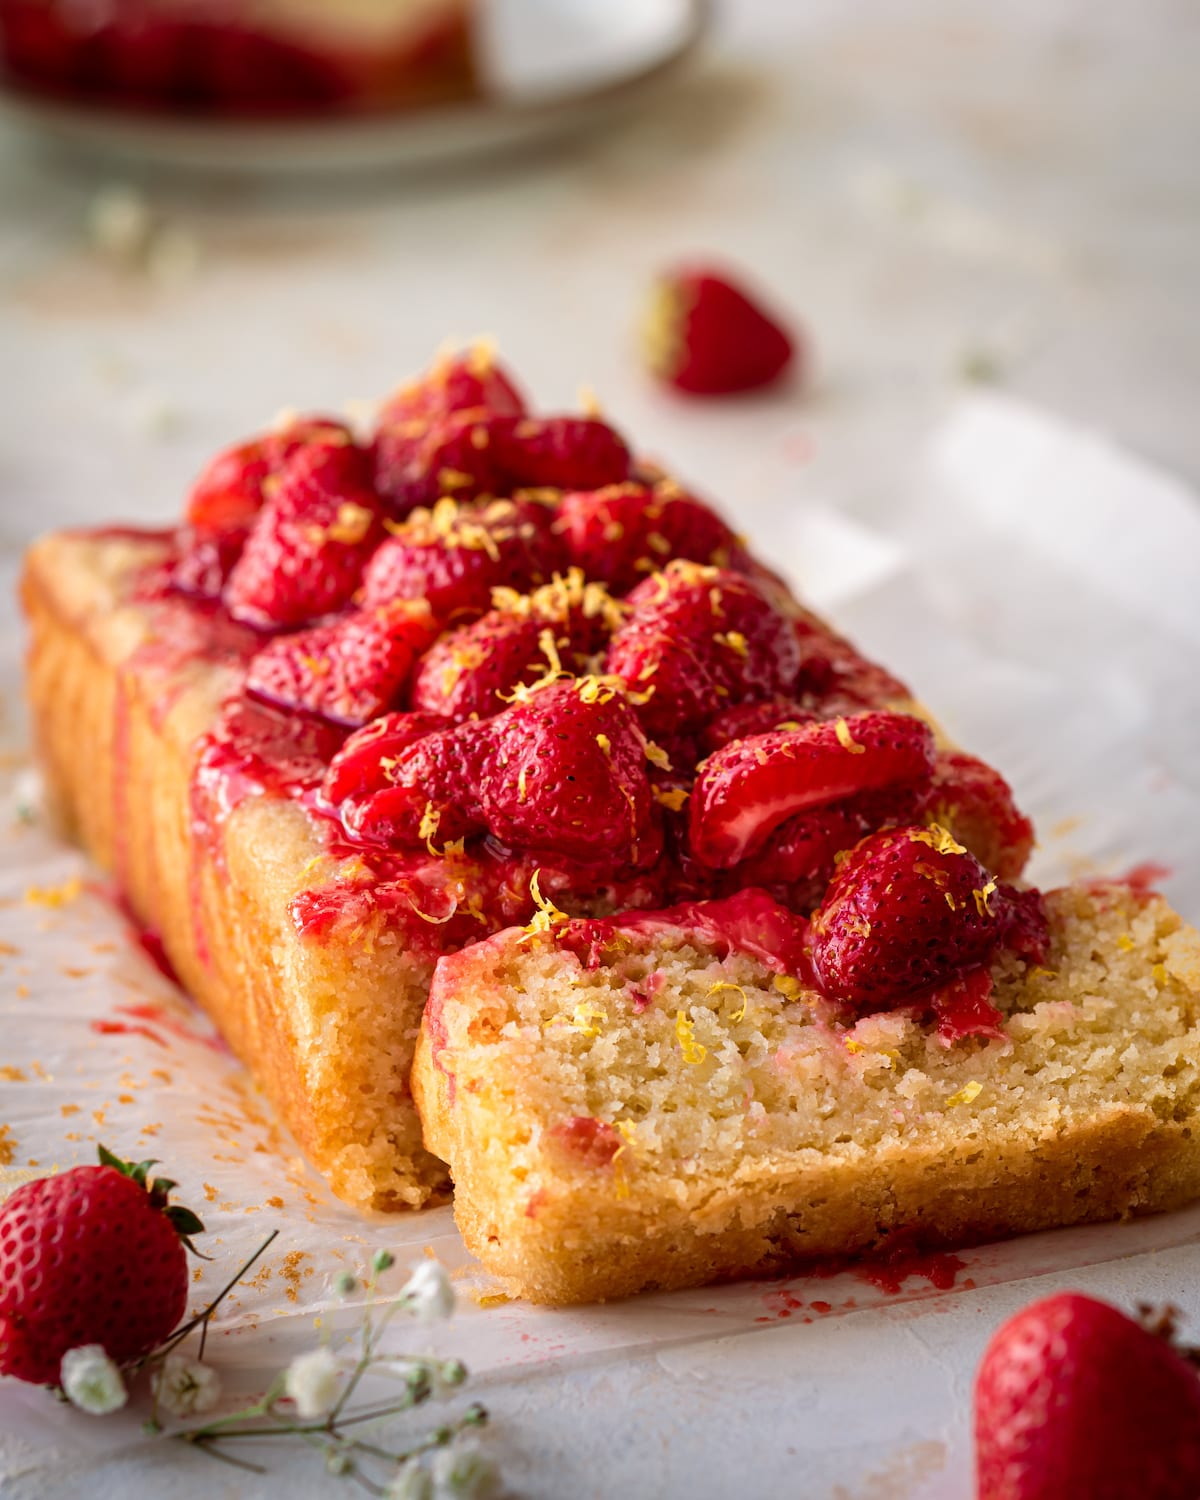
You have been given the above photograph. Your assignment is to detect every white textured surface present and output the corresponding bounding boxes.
[1,2,1199,1497]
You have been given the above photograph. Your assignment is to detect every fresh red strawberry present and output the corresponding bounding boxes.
[245,599,435,728]
[922,750,1035,881]
[0,1146,205,1387]
[322,709,453,806]
[604,562,803,736]
[185,416,355,535]
[644,266,797,397]
[361,497,565,623]
[553,480,745,594]
[689,712,935,869]
[224,442,384,629]
[487,416,632,493]
[337,718,493,850]
[477,678,656,872]
[372,409,507,516]
[975,1293,1200,1500]
[809,825,1047,1012]
[377,346,527,428]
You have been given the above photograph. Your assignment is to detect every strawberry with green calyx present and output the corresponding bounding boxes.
[0,1146,207,1387]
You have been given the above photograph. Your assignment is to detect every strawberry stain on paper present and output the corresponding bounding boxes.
[1116,861,1173,895]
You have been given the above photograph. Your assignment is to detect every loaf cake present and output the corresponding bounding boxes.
[0,0,477,117]
[22,344,1200,1300]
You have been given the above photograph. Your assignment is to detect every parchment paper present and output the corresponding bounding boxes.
[2,394,1198,1456]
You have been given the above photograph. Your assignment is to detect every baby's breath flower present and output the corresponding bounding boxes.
[373,1248,396,1274]
[332,1270,360,1299]
[60,1345,128,1416]
[284,1346,342,1418]
[431,1437,497,1499]
[400,1261,456,1324]
[151,1352,221,1416]
[388,1460,434,1500]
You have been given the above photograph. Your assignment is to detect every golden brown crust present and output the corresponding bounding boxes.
[412,891,1200,1305]
[22,532,447,1210]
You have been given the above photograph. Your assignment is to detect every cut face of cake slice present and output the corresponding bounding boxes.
[412,880,1200,1304]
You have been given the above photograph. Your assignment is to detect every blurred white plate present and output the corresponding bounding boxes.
[0,0,709,174]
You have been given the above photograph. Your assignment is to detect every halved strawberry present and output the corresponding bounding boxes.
[322,710,454,806]
[809,825,1048,1012]
[643,266,797,397]
[223,442,384,629]
[553,480,744,594]
[360,497,565,624]
[688,712,936,869]
[604,561,804,736]
[337,718,493,850]
[245,600,436,728]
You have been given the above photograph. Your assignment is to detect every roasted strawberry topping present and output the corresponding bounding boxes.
[245,600,436,727]
[361,496,565,623]
[688,712,937,868]
[553,480,744,593]
[605,561,803,736]
[224,442,383,629]
[809,825,1048,1013]
[155,345,1047,1036]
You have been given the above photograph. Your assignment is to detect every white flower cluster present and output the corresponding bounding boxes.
[388,1437,498,1500]
[60,1346,127,1416]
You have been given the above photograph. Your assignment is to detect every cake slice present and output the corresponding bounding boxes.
[412,879,1200,1304]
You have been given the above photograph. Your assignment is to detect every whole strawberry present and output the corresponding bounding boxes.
[0,1147,204,1387]
[643,265,798,396]
[975,1292,1200,1500]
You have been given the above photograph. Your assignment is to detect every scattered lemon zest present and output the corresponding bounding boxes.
[773,975,802,1001]
[474,1291,512,1309]
[834,717,866,755]
[545,1001,607,1039]
[612,1119,638,1199]
[418,801,442,857]
[945,892,958,911]
[652,786,689,812]
[327,501,375,546]
[522,871,570,940]
[911,823,967,856]
[973,880,997,918]
[25,877,82,908]
[644,740,672,771]
[708,981,748,1023]
[517,767,529,804]
[595,733,612,757]
[1153,962,1169,987]
[675,1010,707,1066]
[713,629,749,658]
[945,1080,983,1108]
[1117,934,1136,952]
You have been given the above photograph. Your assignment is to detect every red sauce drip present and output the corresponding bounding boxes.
[557,887,813,977]
[854,1248,966,1295]
[929,967,1005,1046]
[91,1018,167,1048]
[115,1001,226,1054]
